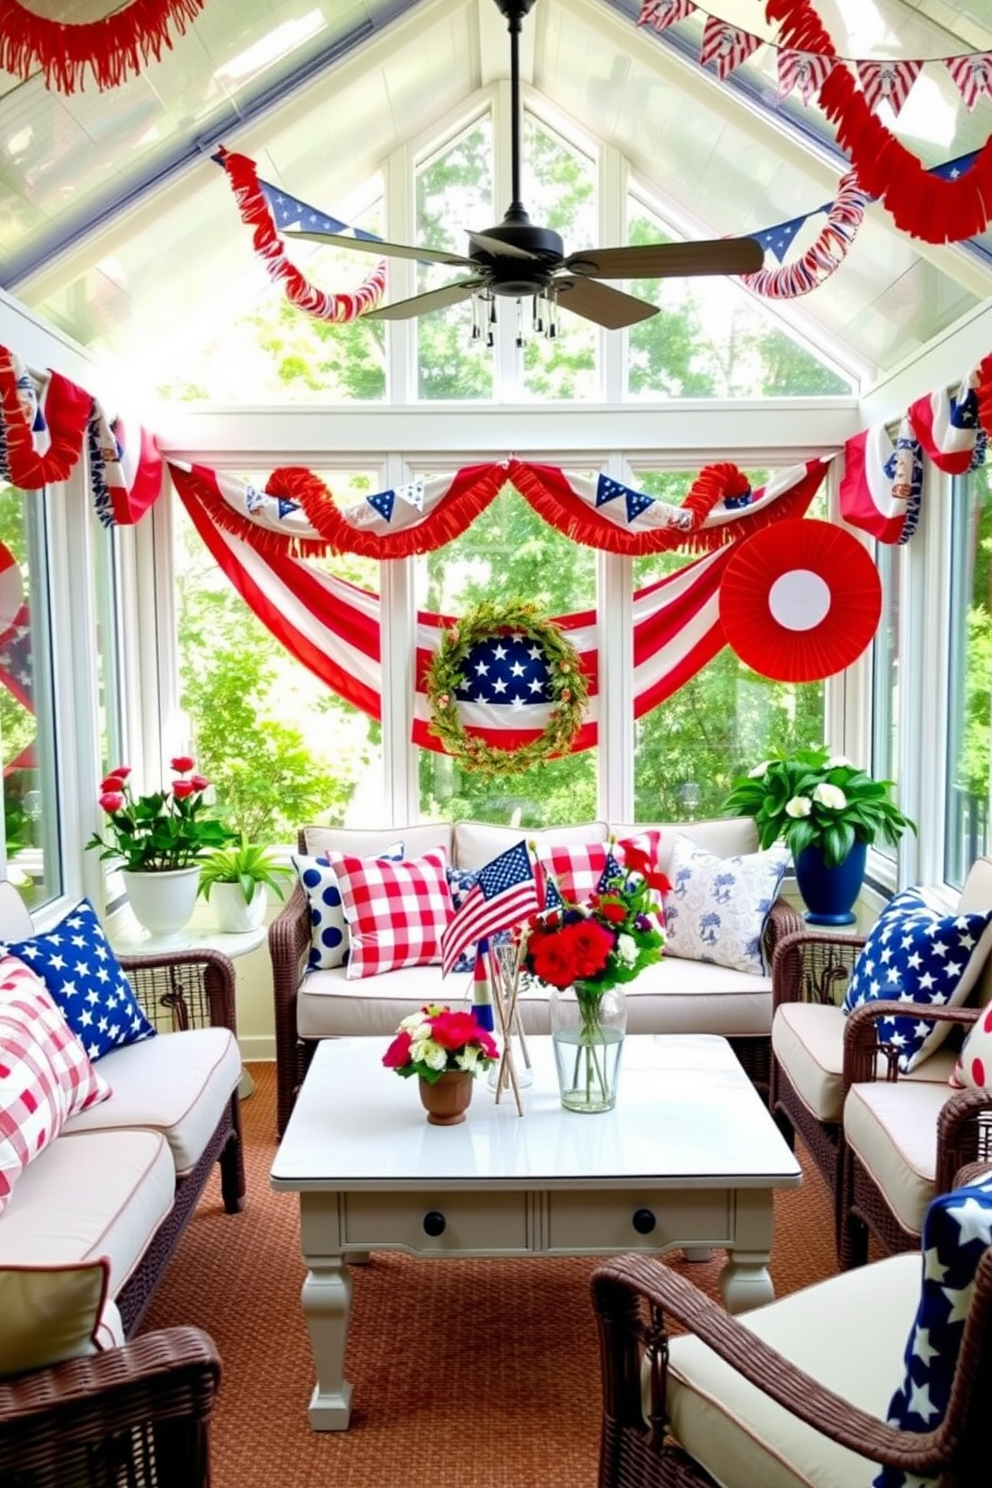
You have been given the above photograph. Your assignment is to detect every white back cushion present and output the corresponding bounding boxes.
[302,822,453,860]
[611,818,759,874]
[954,855,992,1005]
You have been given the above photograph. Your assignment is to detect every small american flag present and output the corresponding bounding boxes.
[441,841,540,977]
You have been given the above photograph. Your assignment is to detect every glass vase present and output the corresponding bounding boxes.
[549,983,626,1113]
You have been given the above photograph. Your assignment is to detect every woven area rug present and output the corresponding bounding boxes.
[143,1062,839,1488]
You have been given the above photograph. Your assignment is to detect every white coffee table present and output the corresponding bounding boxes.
[270,1033,801,1430]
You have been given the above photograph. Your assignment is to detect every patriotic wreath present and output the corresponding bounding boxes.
[425,600,589,777]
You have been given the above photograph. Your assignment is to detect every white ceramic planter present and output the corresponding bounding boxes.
[210,881,268,934]
[122,866,201,940]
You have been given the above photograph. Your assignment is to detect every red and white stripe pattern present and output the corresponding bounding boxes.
[945,54,992,111]
[908,365,987,476]
[699,18,762,80]
[839,420,922,545]
[637,0,697,34]
[0,957,110,1214]
[174,459,830,754]
[89,404,164,526]
[327,849,453,980]
[740,171,866,300]
[777,49,835,103]
[856,59,922,117]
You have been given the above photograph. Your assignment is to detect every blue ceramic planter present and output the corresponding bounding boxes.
[793,841,867,926]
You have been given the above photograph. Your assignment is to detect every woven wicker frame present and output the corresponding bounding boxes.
[591,1243,992,1488]
[0,1326,220,1488]
[269,862,802,1135]
[839,1001,992,1269]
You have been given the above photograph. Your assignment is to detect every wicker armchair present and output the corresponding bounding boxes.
[838,1000,991,1269]
[591,1245,992,1488]
[0,1326,220,1488]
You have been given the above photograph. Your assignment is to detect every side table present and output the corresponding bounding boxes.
[109,916,265,1098]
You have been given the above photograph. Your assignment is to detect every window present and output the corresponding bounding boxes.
[631,469,824,820]
[174,473,381,841]
[416,474,597,825]
[625,195,852,399]
[0,482,61,907]
[945,465,992,886]
[871,540,900,861]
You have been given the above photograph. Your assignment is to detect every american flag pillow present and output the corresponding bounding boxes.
[0,956,111,1215]
[329,849,454,980]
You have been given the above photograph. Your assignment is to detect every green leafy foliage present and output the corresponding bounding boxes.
[722,744,916,867]
[198,835,293,904]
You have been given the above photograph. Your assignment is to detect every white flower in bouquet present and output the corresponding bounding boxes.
[785,795,812,818]
[813,782,847,810]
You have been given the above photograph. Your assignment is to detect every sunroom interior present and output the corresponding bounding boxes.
[5,0,992,1480]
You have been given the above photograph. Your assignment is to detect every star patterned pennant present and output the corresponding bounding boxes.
[843,887,992,1072]
[367,488,395,522]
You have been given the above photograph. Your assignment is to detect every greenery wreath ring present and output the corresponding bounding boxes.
[425,600,589,777]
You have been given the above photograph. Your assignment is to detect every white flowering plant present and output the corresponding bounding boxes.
[722,744,916,868]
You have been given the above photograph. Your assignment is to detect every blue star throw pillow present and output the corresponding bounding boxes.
[842,887,992,1072]
[0,898,155,1061]
[873,1177,992,1487]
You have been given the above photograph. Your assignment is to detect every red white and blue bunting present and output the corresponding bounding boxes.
[839,419,923,546]
[168,457,829,561]
[216,150,387,324]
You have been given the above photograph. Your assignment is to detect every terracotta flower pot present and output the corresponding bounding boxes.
[418,1071,474,1125]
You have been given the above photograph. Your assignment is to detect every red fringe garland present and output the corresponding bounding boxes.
[0,348,93,490]
[0,0,205,93]
[217,149,387,323]
[508,459,824,555]
[170,458,828,560]
[766,0,992,244]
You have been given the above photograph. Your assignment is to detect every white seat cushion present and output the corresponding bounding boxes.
[0,1129,174,1297]
[298,954,773,1039]
[773,1002,958,1125]
[843,1079,955,1235]
[658,1252,920,1488]
[63,1027,241,1176]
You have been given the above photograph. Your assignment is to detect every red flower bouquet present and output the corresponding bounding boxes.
[86,758,234,872]
[383,1003,499,1083]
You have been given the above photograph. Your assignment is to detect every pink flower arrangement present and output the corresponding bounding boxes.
[383,1004,498,1083]
[86,758,234,872]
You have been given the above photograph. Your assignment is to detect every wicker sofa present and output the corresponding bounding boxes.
[270,816,802,1134]
[0,881,245,1369]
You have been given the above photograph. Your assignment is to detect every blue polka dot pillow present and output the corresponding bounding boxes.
[843,887,992,1072]
[873,1176,992,1487]
[0,899,155,1061]
[294,843,404,970]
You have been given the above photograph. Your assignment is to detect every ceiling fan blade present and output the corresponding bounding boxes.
[284,229,475,269]
[552,276,659,330]
[564,236,764,280]
[363,279,484,321]
[467,230,540,261]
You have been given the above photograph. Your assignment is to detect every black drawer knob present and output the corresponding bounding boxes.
[423,1210,446,1237]
[632,1208,657,1235]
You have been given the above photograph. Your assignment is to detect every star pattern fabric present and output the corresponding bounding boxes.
[874,1178,992,1487]
[843,887,992,1072]
[454,633,554,709]
[0,899,155,1062]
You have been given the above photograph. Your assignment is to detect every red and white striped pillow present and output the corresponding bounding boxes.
[328,849,454,980]
[0,956,111,1215]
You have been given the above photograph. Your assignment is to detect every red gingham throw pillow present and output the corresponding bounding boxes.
[328,849,454,980]
[0,956,111,1215]
[539,843,611,907]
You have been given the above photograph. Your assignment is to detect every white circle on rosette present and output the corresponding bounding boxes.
[768,569,831,631]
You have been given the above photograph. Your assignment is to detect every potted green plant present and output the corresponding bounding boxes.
[198,835,292,933]
[722,745,917,925]
[87,759,235,938]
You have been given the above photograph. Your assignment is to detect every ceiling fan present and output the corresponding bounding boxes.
[286,0,764,332]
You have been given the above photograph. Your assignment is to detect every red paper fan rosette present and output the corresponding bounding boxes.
[719,520,881,682]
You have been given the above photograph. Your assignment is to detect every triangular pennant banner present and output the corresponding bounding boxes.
[259,183,347,237]
[367,489,395,522]
[777,49,835,104]
[944,54,992,111]
[594,474,629,508]
[637,0,697,34]
[699,18,762,80]
[757,213,817,264]
[856,59,923,117]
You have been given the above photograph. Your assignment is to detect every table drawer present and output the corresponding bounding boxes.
[546,1189,733,1252]
[341,1191,531,1254]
